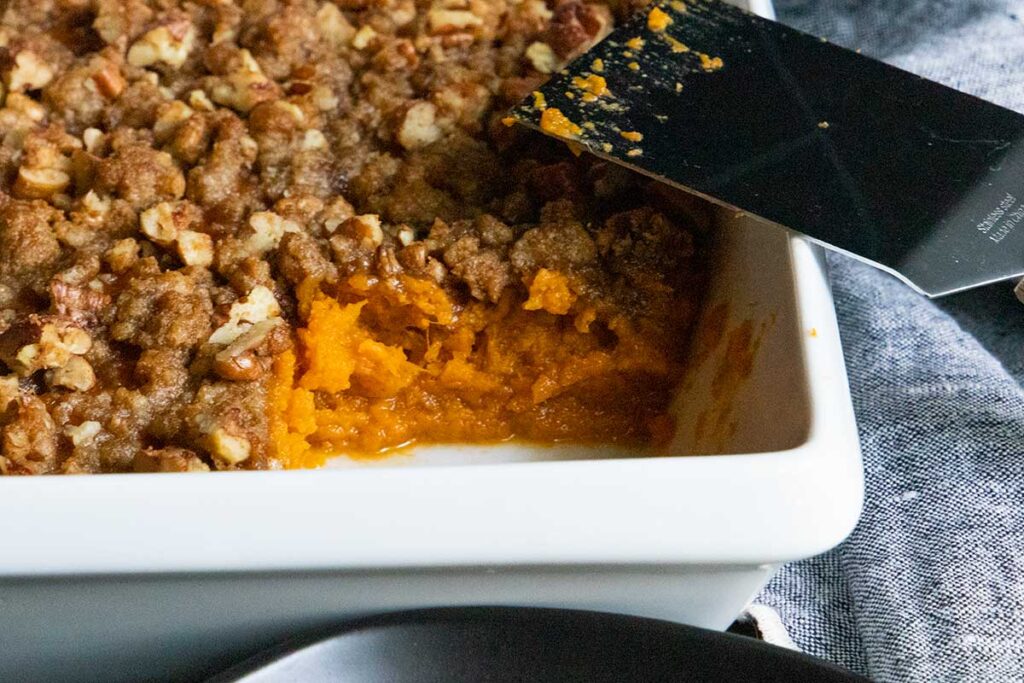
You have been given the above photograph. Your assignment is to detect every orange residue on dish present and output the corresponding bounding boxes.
[692,302,728,366]
[692,313,775,451]
[532,90,547,110]
[539,107,583,137]
[626,36,646,50]
[501,115,516,127]
[693,408,709,442]
[648,6,673,31]
[591,58,605,72]
[627,61,640,71]
[571,73,609,102]
[670,0,688,12]
[269,275,694,468]
[698,52,724,71]
[710,320,759,402]
[620,130,644,142]
[809,327,819,337]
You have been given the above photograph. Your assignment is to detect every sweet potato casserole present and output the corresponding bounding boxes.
[0,0,708,474]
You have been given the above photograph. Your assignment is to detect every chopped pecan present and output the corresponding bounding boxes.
[377,245,403,277]
[49,355,96,391]
[208,285,281,346]
[525,42,558,73]
[206,427,251,465]
[13,167,70,199]
[316,4,355,46]
[153,101,194,143]
[50,279,110,323]
[350,26,378,50]
[427,9,484,34]
[139,200,200,246]
[245,210,301,255]
[127,20,196,69]
[133,447,210,473]
[105,238,140,274]
[90,62,125,99]
[340,214,384,248]
[397,101,443,150]
[213,318,289,381]
[0,374,20,412]
[208,50,280,113]
[544,2,611,58]
[176,230,214,268]
[1,397,59,475]
[4,50,55,92]
[4,316,93,376]
[64,420,102,447]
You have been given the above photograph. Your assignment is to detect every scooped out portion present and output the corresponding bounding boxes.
[269,201,706,468]
[0,0,709,474]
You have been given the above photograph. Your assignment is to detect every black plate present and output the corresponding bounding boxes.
[208,607,868,682]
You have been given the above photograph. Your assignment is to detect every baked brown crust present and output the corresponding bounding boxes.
[0,0,707,474]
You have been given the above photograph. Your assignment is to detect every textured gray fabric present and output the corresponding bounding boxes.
[755,2,1024,680]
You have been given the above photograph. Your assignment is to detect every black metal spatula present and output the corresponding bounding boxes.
[511,0,1024,297]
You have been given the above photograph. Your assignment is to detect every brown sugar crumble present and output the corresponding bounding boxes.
[0,0,708,474]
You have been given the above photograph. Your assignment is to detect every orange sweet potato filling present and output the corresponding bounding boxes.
[269,272,690,468]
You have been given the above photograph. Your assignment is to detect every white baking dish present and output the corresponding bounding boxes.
[0,2,863,681]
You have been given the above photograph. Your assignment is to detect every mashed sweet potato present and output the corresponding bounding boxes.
[270,245,700,467]
[268,197,708,466]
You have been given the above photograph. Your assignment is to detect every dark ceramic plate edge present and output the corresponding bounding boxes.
[207,606,869,682]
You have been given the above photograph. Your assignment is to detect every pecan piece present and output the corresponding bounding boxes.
[213,318,289,381]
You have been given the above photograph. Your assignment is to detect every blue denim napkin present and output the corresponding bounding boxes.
[753,2,1024,680]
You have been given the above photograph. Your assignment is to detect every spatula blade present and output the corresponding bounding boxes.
[512,0,1024,297]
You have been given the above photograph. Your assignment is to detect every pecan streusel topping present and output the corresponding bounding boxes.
[0,0,707,473]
